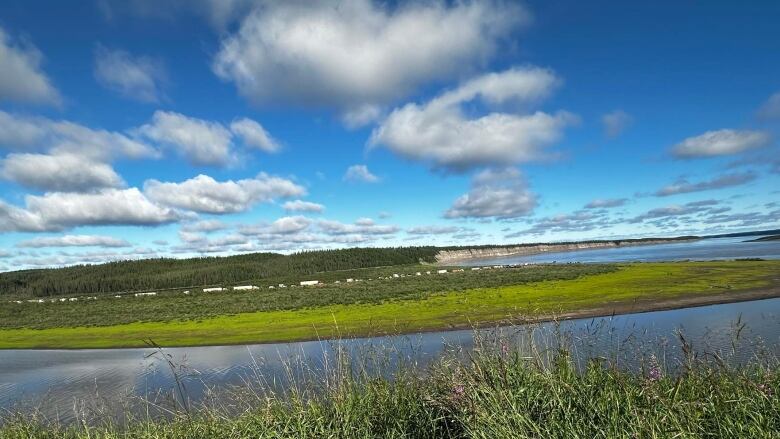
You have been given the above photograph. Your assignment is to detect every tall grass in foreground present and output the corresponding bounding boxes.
[2,330,779,439]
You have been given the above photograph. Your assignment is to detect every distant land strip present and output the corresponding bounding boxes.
[434,237,698,263]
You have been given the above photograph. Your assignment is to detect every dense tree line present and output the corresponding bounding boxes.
[0,247,441,298]
[0,237,698,298]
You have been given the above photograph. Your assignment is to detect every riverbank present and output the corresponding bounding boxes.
[434,237,698,263]
[1,261,778,350]
[2,340,778,438]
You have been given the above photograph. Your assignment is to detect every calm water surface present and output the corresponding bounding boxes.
[455,236,780,265]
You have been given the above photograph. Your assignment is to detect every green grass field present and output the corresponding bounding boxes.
[1,261,777,349]
[0,263,615,329]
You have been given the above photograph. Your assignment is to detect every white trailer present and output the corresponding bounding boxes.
[300,280,319,286]
[233,285,258,291]
[203,287,224,292]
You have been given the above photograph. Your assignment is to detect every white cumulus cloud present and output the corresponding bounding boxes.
[0,110,158,160]
[672,129,770,158]
[180,219,229,233]
[17,234,132,248]
[444,168,537,219]
[25,188,179,229]
[283,200,325,213]
[654,172,757,197]
[344,164,380,183]
[144,173,305,214]
[0,188,179,232]
[94,46,167,103]
[0,153,125,192]
[138,111,234,166]
[370,67,575,171]
[213,0,526,113]
[230,117,280,153]
[0,26,61,105]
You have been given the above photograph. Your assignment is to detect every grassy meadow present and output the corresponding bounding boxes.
[1,260,778,349]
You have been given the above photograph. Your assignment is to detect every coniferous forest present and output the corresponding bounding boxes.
[0,247,442,297]
[0,237,702,298]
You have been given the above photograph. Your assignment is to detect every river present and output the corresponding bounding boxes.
[2,297,779,423]
[454,236,780,265]
[2,235,780,423]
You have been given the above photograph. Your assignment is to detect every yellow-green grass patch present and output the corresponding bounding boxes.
[1,261,777,349]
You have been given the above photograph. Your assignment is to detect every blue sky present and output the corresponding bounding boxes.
[0,0,778,270]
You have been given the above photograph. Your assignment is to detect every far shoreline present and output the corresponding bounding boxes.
[435,237,700,264]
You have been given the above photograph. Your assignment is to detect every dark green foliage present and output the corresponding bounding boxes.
[0,264,616,329]
[0,247,441,298]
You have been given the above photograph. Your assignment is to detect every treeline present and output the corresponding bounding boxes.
[0,247,440,298]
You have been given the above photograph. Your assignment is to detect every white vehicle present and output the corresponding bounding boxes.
[300,280,319,286]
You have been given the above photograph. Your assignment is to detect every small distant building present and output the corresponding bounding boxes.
[393,273,400,278]
[203,287,224,293]
[182,291,190,295]
[334,280,341,284]
[279,284,287,288]
[114,295,122,298]
[268,286,275,289]
[68,298,78,301]
[233,285,258,291]
[346,278,354,283]
[300,280,319,286]
[416,272,422,276]
[471,267,480,271]
[426,271,431,275]
[437,269,447,274]
[135,292,157,297]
